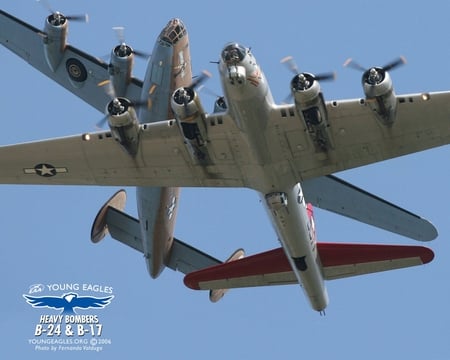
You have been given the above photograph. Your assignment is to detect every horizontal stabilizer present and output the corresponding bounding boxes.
[302,175,437,241]
[104,206,143,253]
[98,206,223,274]
[318,242,434,280]
[166,239,222,274]
[209,249,245,302]
[184,243,434,290]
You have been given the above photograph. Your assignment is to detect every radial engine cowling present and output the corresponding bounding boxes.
[107,98,140,156]
[290,73,332,150]
[171,87,208,146]
[43,12,69,72]
[362,67,397,126]
[108,44,134,97]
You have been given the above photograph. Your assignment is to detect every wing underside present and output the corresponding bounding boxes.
[302,175,437,241]
[2,10,450,191]
[0,120,247,188]
[272,92,450,181]
[0,9,142,112]
[183,243,434,290]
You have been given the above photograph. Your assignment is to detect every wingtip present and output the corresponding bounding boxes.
[414,218,438,242]
[419,246,434,264]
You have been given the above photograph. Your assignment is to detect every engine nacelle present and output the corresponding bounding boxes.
[171,87,208,146]
[108,44,134,97]
[43,12,68,72]
[213,96,227,113]
[290,73,333,150]
[107,97,140,156]
[362,67,397,126]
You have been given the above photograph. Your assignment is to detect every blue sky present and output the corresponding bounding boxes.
[1,0,450,358]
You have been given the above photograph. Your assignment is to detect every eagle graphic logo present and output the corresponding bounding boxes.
[23,292,114,314]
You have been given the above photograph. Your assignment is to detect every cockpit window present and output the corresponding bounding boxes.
[159,19,187,45]
[221,43,246,64]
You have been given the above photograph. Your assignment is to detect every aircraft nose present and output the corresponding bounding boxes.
[159,18,187,45]
[221,43,247,64]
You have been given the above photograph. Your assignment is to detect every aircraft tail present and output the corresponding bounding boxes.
[90,192,242,278]
[209,249,245,302]
[91,189,127,244]
[184,243,433,291]
[317,242,433,280]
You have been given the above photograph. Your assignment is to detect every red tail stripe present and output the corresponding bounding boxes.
[184,243,434,290]
[318,243,434,267]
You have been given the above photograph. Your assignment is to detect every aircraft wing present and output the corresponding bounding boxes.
[0,10,142,113]
[302,175,437,241]
[0,120,246,188]
[270,91,450,180]
[183,243,434,290]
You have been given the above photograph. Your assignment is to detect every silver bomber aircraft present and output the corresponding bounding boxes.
[0,9,444,312]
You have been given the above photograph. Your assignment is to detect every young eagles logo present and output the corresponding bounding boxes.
[23,292,114,314]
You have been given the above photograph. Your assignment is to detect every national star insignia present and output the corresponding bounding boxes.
[24,163,68,177]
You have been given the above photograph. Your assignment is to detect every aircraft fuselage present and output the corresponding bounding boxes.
[219,43,328,311]
[136,19,191,278]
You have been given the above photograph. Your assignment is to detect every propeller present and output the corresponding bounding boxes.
[281,56,336,83]
[343,56,407,84]
[383,56,407,71]
[190,70,212,90]
[196,85,221,98]
[37,0,89,24]
[95,81,116,128]
[95,116,109,130]
[192,79,227,112]
[174,70,212,105]
[112,26,150,59]
[280,56,335,103]
[172,70,212,119]
[95,82,148,129]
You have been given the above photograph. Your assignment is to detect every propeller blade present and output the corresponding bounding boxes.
[197,86,221,98]
[343,58,366,72]
[282,55,335,82]
[36,0,53,13]
[130,99,150,109]
[281,93,294,105]
[382,56,407,72]
[37,0,88,23]
[314,72,336,82]
[281,55,300,75]
[344,56,407,73]
[190,70,212,90]
[66,14,89,23]
[96,115,108,129]
[112,26,126,44]
[101,81,116,100]
[112,26,149,59]
[132,49,151,59]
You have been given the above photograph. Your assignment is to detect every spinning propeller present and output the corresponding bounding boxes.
[343,56,407,85]
[95,82,147,129]
[173,70,212,107]
[190,70,213,91]
[112,26,150,59]
[171,70,212,121]
[37,0,89,24]
[281,56,336,85]
[280,56,335,103]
